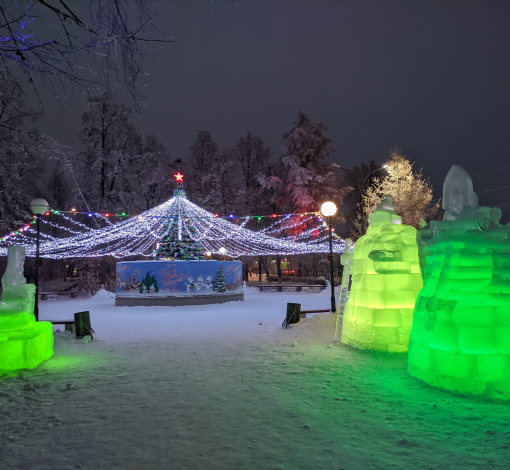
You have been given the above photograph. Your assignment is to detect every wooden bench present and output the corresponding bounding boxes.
[300,308,330,318]
[39,291,78,300]
[46,319,76,334]
[256,285,326,293]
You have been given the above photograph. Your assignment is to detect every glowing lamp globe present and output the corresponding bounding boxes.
[218,247,227,254]
[30,198,49,216]
[320,201,337,217]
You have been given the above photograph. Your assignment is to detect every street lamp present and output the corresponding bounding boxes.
[362,164,389,189]
[320,201,338,313]
[30,198,49,322]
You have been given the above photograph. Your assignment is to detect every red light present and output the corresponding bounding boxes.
[44,212,50,216]
[173,172,184,182]
[291,270,295,274]
[105,213,109,217]
[214,213,219,217]
[271,213,277,218]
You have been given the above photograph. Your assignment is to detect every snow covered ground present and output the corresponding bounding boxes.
[1,287,509,470]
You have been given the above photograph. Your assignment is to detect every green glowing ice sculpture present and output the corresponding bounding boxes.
[408,165,510,400]
[0,246,53,371]
[341,195,423,352]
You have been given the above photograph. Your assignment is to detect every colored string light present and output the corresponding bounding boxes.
[0,191,345,258]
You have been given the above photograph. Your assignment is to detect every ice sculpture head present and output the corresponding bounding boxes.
[369,194,402,225]
[344,238,353,252]
[2,246,27,288]
[376,195,395,212]
[443,165,476,213]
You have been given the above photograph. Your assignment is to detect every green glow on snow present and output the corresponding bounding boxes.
[341,203,423,352]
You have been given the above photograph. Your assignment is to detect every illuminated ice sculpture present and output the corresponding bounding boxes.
[341,195,423,352]
[408,165,510,399]
[0,246,53,371]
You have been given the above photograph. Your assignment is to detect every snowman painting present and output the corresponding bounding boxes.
[149,284,156,294]
[186,277,195,292]
[205,275,213,292]
[196,275,205,292]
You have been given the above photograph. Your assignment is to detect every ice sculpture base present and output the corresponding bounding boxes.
[115,292,244,307]
[0,321,54,371]
[408,363,510,401]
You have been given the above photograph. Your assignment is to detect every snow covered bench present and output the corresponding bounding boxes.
[257,285,326,293]
[39,291,78,300]
[47,319,76,335]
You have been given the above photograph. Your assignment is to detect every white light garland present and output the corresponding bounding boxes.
[0,190,345,258]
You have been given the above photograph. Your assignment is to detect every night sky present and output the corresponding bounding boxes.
[38,1,510,211]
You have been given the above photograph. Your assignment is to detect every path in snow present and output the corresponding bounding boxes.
[0,288,508,470]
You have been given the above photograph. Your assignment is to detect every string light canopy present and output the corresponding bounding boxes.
[0,175,345,259]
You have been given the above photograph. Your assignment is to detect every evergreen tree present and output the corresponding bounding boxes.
[150,274,160,293]
[259,110,349,214]
[139,272,160,294]
[156,214,205,261]
[213,265,227,293]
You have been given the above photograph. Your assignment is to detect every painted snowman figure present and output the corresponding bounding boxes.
[186,277,195,292]
[196,275,205,292]
[205,276,213,292]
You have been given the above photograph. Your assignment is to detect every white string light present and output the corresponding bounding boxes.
[0,189,345,258]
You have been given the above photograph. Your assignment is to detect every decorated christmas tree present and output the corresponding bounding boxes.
[155,174,205,261]
[155,217,205,260]
[213,265,227,293]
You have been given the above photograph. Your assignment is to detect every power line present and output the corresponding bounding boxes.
[471,164,510,178]
[478,185,510,194]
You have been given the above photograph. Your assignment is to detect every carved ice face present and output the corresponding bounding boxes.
[449,189,464,215]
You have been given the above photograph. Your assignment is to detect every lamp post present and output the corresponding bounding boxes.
[30,198,49,322]
[320,201,338,313]
[362,164,389,190]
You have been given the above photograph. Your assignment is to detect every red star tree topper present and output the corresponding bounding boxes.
[173,172,184,182]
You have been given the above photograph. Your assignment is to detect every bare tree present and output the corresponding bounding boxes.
[0,79,60,230]
[0,1,172,110]
[75,91,142,212]
[46,166,72,210]
[229,131,272,214]
[351,149,440,239]
[183,130,220,206]
[200,151,239,215]
[128,135,176,211]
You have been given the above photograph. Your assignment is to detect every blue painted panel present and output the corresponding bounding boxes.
[116,260,243,297]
